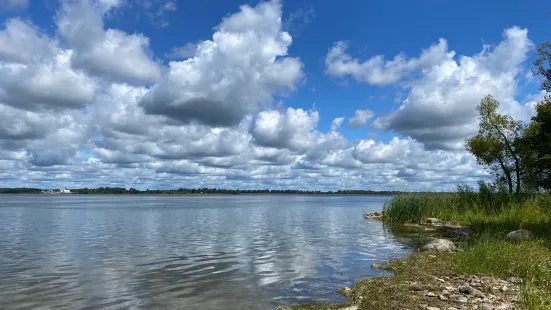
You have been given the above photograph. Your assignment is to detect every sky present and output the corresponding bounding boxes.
[0,0,549,191]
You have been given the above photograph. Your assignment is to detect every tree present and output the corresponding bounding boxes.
[534,41,551,92]
[519,96,551,191]
[466,95,523,194]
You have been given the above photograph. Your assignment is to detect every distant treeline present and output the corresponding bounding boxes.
[0,187,407,195]
[0,188,42,194]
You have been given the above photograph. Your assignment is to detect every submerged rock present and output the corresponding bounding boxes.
[506,229,533,242]
[363,212,383,220]
[337,287,353,298]
[420,239,456,252]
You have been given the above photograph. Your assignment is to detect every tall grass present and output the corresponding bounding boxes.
[383,189,551,309]
[383,189,551,238]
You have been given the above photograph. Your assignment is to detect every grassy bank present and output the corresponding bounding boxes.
[280,191,551,310]
[383,190,551,239]
[382,191,551,309]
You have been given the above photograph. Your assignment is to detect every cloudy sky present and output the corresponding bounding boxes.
[0,0,548,190]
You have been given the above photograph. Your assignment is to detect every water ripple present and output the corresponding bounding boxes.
[0,195,412,310]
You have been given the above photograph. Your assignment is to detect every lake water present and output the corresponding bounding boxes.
[0,195,412,310]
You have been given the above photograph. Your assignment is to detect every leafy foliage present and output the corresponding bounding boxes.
[465,95,523,193]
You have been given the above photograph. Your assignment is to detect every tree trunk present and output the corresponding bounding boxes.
[494,126,521,194]
[498,158,513,194]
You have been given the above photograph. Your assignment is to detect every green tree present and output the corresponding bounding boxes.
[519,96,551,191]
[466,95,523,194]
[534,41,551,92]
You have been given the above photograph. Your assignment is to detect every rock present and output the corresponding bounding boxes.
[481,305,492,310]
[458,285,473,294]
[472,289,486,298]
[425,307,441,310]
[435,277,446,283]
[420,239,456,252]
[505,229,532,242]
[426,292,437,297]
[500,285,508,292]
[447,308,458,310]
[455,296,468,303]
[338,306,358,310]
[438,226,475,238]
[337,287,352,298]
[507,277,522,284]
[364,212,383,220]
[371,263,382,269]
[439,294,448,301]
[426,218,444,225]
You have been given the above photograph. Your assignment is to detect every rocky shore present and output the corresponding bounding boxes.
[278,217,532,310]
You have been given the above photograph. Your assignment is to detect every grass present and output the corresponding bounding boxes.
[455,237,551,309]
[382,190,551,238]
[382,190,551,309]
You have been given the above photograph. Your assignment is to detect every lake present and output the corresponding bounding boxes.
[0,195,412,310]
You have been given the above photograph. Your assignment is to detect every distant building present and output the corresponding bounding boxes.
[60,189,71,194]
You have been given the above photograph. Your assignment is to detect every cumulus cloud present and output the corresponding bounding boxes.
[56,0,161,85]
[139,0,304,127]
[251,108,319,151]
[327,26,535,150]
[373,27,534,150]
[348,109,374,128]
[330,117,345,131]
[325,39,451,86]
[165,42,198,59]
[0,18,96,111]
[0,0,506,191]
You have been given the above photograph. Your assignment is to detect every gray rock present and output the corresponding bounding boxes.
[426,218,443,225]
[458,285,473,294]
[426,292,437,297]
[505,229,532,242]
[364,212,383,220]
[425,307,441,310]
[507,277,522,284]
[420,239,456,252]
[456,295,468,303]
[337,287,352,298]
[338,306,358,310]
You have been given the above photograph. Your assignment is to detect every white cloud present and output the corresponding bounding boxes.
[139,0,304,127]
[325,38,451,86]
[165,42,198,59]
[373,27,534,150]
[348,109,374,128]
[56,0,161,85]
[0,19,97,111]
[330,117,345,131]
[251,108,319,151]
[0,0,503,191]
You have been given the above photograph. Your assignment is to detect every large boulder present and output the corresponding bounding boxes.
[505,229,532,242]
[420,238,456,252]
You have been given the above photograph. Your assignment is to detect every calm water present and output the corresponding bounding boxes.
[0,195,412,310]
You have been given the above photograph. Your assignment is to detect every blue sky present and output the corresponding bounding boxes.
[0,0,548,190]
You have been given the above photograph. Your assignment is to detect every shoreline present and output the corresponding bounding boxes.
[277,216,536,310]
